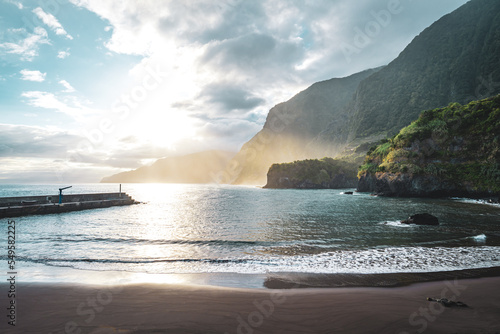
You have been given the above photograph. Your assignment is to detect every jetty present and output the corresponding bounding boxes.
[0,186,139,218]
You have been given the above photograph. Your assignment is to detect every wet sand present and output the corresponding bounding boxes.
[264,266,500,289]
[2,276,500,333]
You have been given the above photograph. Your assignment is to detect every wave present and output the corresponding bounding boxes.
[471,234,487,242]
[409,234,489,247]
[16,256,251,265]
[14,246,500,275]
[35,236,272,247]
[378,220,414,228]
[452,197,500,207]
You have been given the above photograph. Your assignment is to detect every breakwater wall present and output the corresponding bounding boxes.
[0,192,138,218]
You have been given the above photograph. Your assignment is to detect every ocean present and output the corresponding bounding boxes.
[1,183,500,288]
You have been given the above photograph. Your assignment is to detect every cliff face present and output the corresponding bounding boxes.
[357,173,465,197]
[264,158,358,189]
[101,150,235,183]
[224,68,381,185]
[317,0,500,149]
[230,0,500,186]
[357,94,500,198]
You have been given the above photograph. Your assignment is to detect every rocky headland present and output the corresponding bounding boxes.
[264,158,357,189]
[357,95,500,198]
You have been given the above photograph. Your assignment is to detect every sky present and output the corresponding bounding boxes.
[0,0,470,183]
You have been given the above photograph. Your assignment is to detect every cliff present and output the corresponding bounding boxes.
[101,150,235,183]
[223,68,382,185]
[231,0,500,185]
[264,158,358,189]
[357,94,500,198]
[316,0,500,148]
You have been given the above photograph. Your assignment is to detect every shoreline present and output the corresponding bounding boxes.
[14,265,500,290]
[2,276,500,333]
[264,266,500,289]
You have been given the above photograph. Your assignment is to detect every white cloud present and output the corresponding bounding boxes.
[59,80,76,92]
[0,124,115,183]
[0,27,50,61]
[22,91,69,111]
[5,0,23,9]
[33,7,73,40]
[20,69,46,82]
[57,50,70,59]
[21,91,96,120]
[0,123,79,158]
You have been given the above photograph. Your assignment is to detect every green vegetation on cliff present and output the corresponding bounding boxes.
[265,158,357,189]
[359,94,500,194]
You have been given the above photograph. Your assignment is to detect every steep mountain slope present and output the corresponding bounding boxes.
[357,94,500,197]
[101,150,235,183]
[224,68,381,185]
[231,0,500,186]
[316,0,500,149]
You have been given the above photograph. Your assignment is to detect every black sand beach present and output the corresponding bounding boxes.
[2,273,500,333]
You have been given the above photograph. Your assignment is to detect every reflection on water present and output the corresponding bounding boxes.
[1,183,500,283]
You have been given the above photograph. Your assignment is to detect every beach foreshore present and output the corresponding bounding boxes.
[2,273,500,334]
[264,266,500,289]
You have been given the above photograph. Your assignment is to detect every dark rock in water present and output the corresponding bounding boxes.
[427,297,468,308]
[401,213,439,226]
[343,191,354,195]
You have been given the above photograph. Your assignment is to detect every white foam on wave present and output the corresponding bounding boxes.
[46,245,500,275]
[471,234,487,242]
[340,191,356,195]
[378,221,413,228]
[452,198,500,207]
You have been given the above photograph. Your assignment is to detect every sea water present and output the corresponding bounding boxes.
[1,183,500,286]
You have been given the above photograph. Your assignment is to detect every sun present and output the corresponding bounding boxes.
[133,108,197,148]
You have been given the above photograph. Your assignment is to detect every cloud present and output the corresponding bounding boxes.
[0,124,158,182]
[0,156,120,183]
[196,117,263,151]
[100,146,175,168]
[0,130,69,183]
[68,139,180,169]
[33,7,73,40]
[20,69,46,82]
[0,124,81,159]
[199,83,265,114]
[158,1,267,44]
[4,0,23,9]
[22,91,69,111]
[21,91,95,119]
[200,33,303,73]
[0,27,50,61]
[59,80,76,92]
[57,50,70,59]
